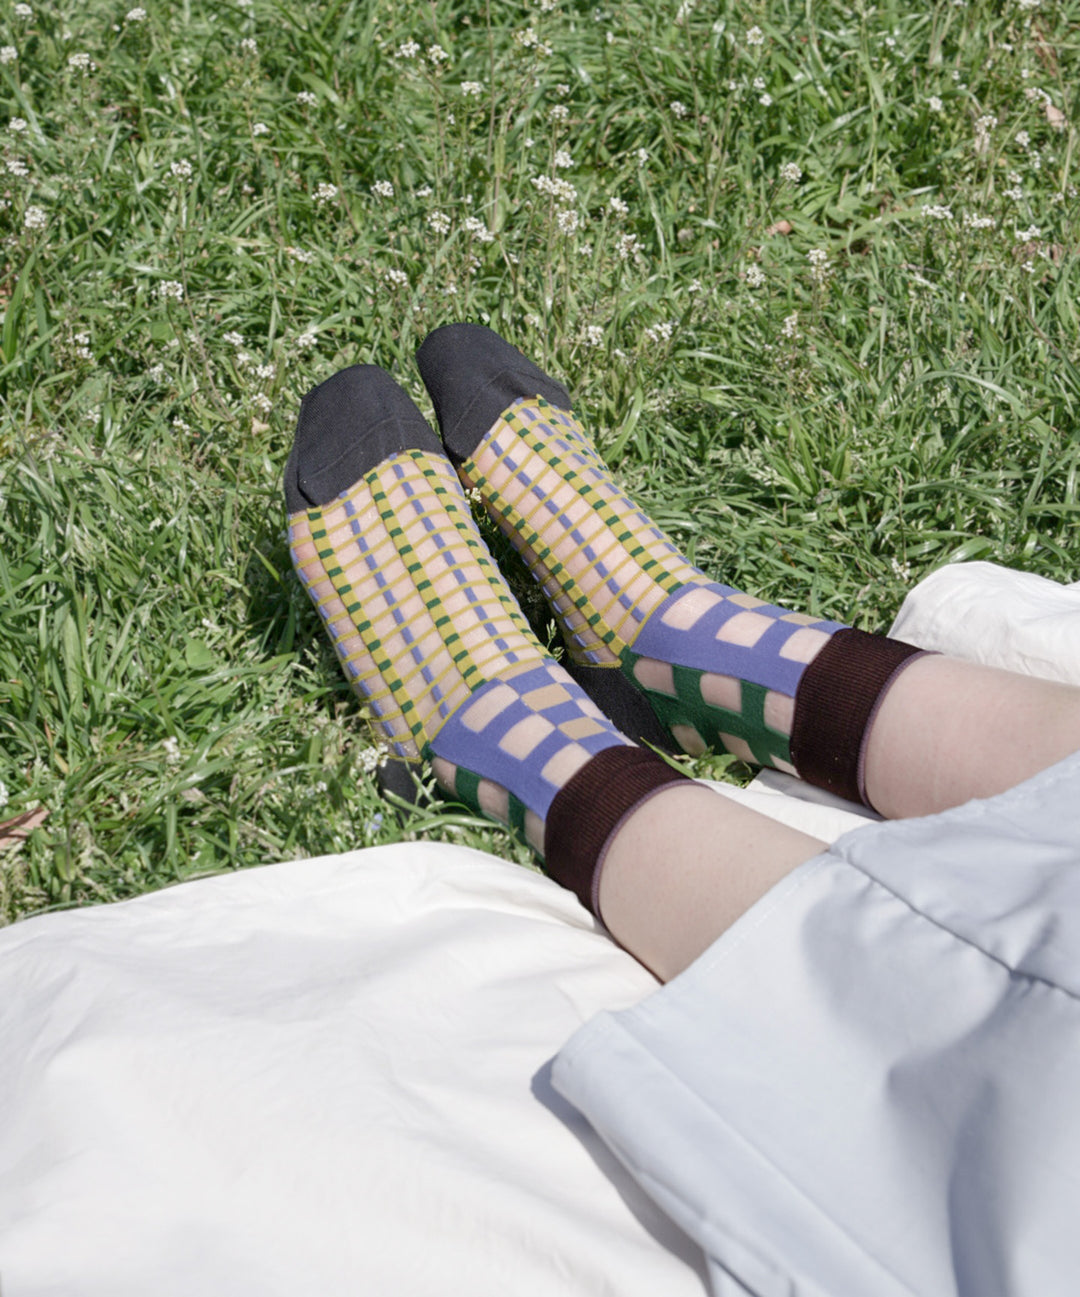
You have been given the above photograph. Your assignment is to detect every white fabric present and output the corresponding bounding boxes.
[0,560,1076,1294]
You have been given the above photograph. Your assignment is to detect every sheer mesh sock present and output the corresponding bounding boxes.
[284,365,686,894]
[416,325,926,808]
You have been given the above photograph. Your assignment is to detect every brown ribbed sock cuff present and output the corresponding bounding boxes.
[544,746,691,918]
[789,628,930,809]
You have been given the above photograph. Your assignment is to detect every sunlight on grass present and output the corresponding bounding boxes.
[1,0,1078,919]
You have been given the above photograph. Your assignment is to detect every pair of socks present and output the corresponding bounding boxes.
[285,325,924,918]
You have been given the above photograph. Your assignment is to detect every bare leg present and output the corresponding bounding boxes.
[600,663,1080,981]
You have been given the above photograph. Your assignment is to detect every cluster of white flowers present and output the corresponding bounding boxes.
[395,40,420,58]
[927,95,944,113]
[71,330,92,360]
[636,147,649,165]
[0,46,17,63]
[1017,0,1041,9]
[548,103,568,122]
[414,184,433,198]
[974,113,997,152]
[252,392,273,414]
[371,180,394,198]
[781,312,799,339]
[532,173,577,204]
[428,209,451,234]
[223,330,244,347]
[514,27,553,55]
[556,208,580,236]
[1014,130,1030,150]
[759,92,773,107]
[616,231,644,261]
[1003,170,1024,201]
[426,43,449,65]
[643,321,674,344]
[162,736,181,765]
[9,117,27,133]
[807,248,830,284]
[239,37,257,55]
[675,0,695,20]
[358,746,388,775]
[314,182,337,205]
[7,158,28,177]
[581,325,604,346]
[608,196,629,218]
[296,330,318,350]
[385,268,408,286]
[460,80,483,96]
[553,148,573,170]
[170,158,193,179]
[285,246,315,263]
[296,90,318,107]
[463,215,495,242]
[23,205,46,229]
[126,7,147,21]
[745,262,765,288]
[68,52,94,72]
[779,161,802,183]
[746,25,764,45]
[922,203,953,220]
[0,780,7,811]
[157,279,184,301]
[148,362,166,383]
[14,4,32,17]
[963,212,996,230]
[1015,223,1041,242]
[670,100,688,119]
[252,122,269,136]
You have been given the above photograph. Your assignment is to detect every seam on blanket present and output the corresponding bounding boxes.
[567,1015,921,1297]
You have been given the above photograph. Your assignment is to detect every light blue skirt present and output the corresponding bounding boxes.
[552,750,1080,1297]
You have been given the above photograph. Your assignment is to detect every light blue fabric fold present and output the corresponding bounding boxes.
[552,750,1080,1297]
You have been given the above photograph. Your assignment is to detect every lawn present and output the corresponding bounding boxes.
[1,0,1078,920]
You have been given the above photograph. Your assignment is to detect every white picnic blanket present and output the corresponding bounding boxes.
[1,562,1078,1296]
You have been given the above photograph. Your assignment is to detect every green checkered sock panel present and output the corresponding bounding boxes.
[417,325,927,807]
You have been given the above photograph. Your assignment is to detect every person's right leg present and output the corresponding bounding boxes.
[416,323,1080,828]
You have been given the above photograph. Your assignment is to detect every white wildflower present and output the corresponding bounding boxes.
[286,245,315,263]
[23,205,46,229]
[148,363,166,382]
[643,320,674,344]
[780,162,802,183]
[670,100,688,119]
[125,7,147,20]
[157,280,184,300]
[781,312,799,338]
[1015,224,1040,241]
[548,104,568,122]
[752,76,766,91]
[296,330,318,350]
[1017,0,1040,9]
[427,43,449,64]
[170,158,193,179]
[962,213,996,230]
[0,46,17,64]
[428,209,451,234]
[252,122,270,136]
[461,81,483,96]
[240,37,258,55]
[314,182,338,205]
[414,183,433,198]
[617,232,644,261]
[67,52,94,72]
[7,158,28,177]
[253,362,274,380]
[463,215,495,242]
[385,268,408,286]
[358,746,387,774]
[554,148,573,169]
[746,25,764,45]
[8,118,27,133]
[582,325,604,346]
[296,90,318,106]
[636,148,649,165]
[1014,130,1030,149]
[686,278,702,294]
[745,262,765,288]
[928,96,943,112]
[395,40,420,59]
[532,173,577,203]
[759,92,773,107]
[162,736,181,764]
[371,179,394,198]
[14,4,32,17]
[223,330,244,347]
[808,248,830,284]
[608,196,629,218]
[556,208,580,235]
[922,203,954,220]
[252,392,273,414]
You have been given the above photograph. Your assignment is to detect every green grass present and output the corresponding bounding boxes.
[1,0,1078,920]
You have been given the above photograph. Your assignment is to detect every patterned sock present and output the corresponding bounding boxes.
[285,364,689,907]
[416,324,926,809]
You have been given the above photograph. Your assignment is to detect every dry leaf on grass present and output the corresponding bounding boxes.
[1045,103,1066,131]
[765,219,793,236]
[0,806,50,853]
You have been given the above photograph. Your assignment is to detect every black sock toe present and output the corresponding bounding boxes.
[415,323,572,464]
[284,365,442,514]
